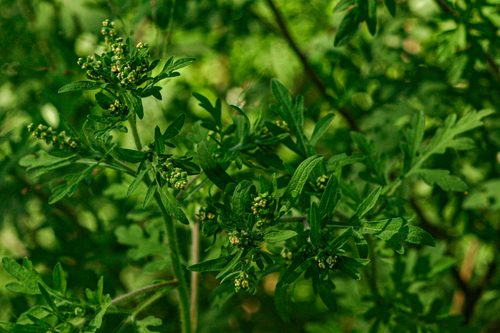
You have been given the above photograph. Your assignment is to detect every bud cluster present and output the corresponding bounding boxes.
[234,272,251,292]
[107,99,128,117]
[198,207,216,222]
[275,120,289,131]
[228,229,254,248]
[251,192,276,227]
[316,253,338,270]
[27,123,80,150]
[280,247,294,260]
[157,157,188,190]
[316,174,329,190]
[76,20,151,88]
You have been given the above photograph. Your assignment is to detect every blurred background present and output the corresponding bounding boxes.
[1,0,499,332]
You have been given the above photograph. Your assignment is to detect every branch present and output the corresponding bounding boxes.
[264,0,361,132]
[111,281,179,305]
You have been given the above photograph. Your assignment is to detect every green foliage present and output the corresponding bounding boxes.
[1,1,500,333]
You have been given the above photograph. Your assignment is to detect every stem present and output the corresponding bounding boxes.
[176,172,202,200]
[111,281,179,306]
[129,115,143,151]
[128,117,191,333]
[264,0,360,132]
[190,219,200,332]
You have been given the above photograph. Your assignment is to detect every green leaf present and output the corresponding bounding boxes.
[124,90,144,119]
[2,257,46,295]
[280,155,324,211]
[232,180,254,220]
[367,0,377,36]
[336,256,368,280]
[38,283,61,319]
[334,4,363,47]
[127,167,148,197]
[416,169,468,192]
[115,224,168,260]
[319,174,341,220]
[333,0,355,13]
[402,111,425,173]
[353,230,368,258]
[187,257,230,272]
[154,126,165,154]
[276,254,304,288]
[83,299,111,333]
[197,140,234,190]
[263,230,298,244]
[114,147,147,163]
[49,165,96,204]
[384,0,396,16]
[157,183,190,224]
[135,316,163,333]
[274,285,290,323]
[329,227,353,250]
[163,57,196,74]
[52,263,66,294]
[310,113,335,146]
[318,279,337,311]
[192,93,222,129]
[309,202,321,246]
[163,114,186,140]
[143,183,157,209]
[348,187,381,224]
[216,251,243,279]
[58,81,104,93]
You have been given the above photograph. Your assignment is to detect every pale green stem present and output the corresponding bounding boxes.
[111,280,179,305]
[128,117,191,333]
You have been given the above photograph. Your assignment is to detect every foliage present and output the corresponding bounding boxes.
[1,0,499,332]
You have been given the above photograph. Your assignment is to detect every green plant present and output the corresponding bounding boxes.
[1,1,499,333]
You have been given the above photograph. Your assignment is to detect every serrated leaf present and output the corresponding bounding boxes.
[49,166,96,204]
[135,316,163,333]
[263,230,298,244]
[58,81,104,93]
[2,257,46,295]
[280,155,324,211]
[416,169,468,192]
[157,184,189,224]
[187,257,230,272]
[310,113,335,146]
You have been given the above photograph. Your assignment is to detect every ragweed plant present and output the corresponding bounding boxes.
[2,13,495,333]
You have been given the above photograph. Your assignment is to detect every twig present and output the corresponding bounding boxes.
[111,280,179,305]
[177,172,203,200]
[263,0,360,132]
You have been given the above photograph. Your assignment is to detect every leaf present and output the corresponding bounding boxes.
[216,251,243,279]
[19,151,79,178]
[127,168,148,197]
[333,0,355,13]
[143,183,157,209]
[49,165,96,204]
[197,140,234,190]
[163,114,186,140]
[163,57,196,74]
[2,257,46,295]
[353,230,368,258]
[309,202,321,246]
[416,169,468,192]
[274,286,290,323]
[401,111,425,173]
[114,147,147,163]
[348,187,381,224]
[232,180,254,220]
[280,155,324,211]
[366,0,377,36]
[263,230,298,244]
[157,184,190,224]
[115,224,168,260]
[276,254,305,288]
[38,283,61,319]
[336,256,368,280]
[124,90,144,119]
[384,0,396,16]
[270,79,315,156]
[83,299,111,333]
[329,227,353,250]
[318,279,337,311]
[58,81,104,93]
[187,257,230,272]
[334,3,363,47]
[192,93,221,129]
[319,174,341,220]
[310,113,335,146]
[154,126,165,154]
[135,316,163,333]
[52,263,66,294]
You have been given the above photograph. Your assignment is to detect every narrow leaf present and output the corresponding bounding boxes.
[309,202,321,246]
[154,126,165,154]
[127,168,148,197]
[274,286,290,323]
[197,140,234,190]
[52,263,67,294]
[187,257,230,272]
[310,113,335,146]
[58,81,103,93]
[163,114,186,140]
[263,230,298,244]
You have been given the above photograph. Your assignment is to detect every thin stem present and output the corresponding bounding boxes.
[128,117,191,333]
[177,172,202,200]
[264,0,360,132]
[111,281,179,306]
[129,115,143,151]
[190,219,200,333]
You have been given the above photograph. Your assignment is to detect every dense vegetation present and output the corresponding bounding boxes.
[0,0,499,332]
